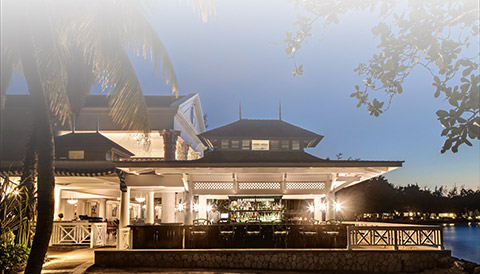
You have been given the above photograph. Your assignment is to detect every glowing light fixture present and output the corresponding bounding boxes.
[135,194,146,203]
[177,203,185,212]
[193,203,200,212]
[308,205,315,212]
[319,203,326,211]
[67,198,78,205]
[334,202,342,211]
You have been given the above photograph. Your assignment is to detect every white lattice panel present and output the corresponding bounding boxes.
[286,182,326,190]
[238,182,281,190]
[194,182,234,190]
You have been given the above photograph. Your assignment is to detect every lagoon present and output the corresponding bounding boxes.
[443,222,480,264]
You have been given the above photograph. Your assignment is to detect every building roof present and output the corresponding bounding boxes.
[196,150,326,163]
[198,119,324,147]
[116,150,403,168]
[55,132,134,156]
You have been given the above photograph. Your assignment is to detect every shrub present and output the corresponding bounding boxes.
[0,240,30,274]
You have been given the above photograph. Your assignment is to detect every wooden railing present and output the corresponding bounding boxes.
[50,221,107,248]
[347,225,443,250]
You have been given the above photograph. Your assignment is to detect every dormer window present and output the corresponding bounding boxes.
[292,140,300,150]
[270,140,279,150]
[242,140,250,150]
[68,150,84,160]
[231,140,240,149]
[221,140,229,149]
[252,140,269,151]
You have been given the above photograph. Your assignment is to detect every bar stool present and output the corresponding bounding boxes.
[219,223,235,247]
[272,222,289,248]
[245,221,262,244]
[299,224,318,247]
[190,219,209,248]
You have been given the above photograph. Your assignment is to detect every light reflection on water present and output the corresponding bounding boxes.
[442,222,480,264]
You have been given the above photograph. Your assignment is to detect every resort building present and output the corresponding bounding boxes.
[1,93,408,249]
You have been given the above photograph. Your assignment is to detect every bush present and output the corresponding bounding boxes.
[0,240,30,274]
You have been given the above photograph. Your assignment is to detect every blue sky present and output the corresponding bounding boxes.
[7,1,479,189]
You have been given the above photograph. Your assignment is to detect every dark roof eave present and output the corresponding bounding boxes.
[115,160,404,168]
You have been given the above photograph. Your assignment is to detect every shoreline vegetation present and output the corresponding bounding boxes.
[337,176,480,222]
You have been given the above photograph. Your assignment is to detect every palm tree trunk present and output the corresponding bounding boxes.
[17,123,38,247]
[19,28,56,274]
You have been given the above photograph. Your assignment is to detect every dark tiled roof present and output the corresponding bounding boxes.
[55,132,134,156]
[196,150,326,163]
[198,119,324,147]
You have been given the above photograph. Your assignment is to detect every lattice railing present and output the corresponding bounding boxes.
[347,225,443,250]
[286,182,326,190]
[50,222,107,247]
[117,228,131,250]
[194,182,234,190]
[238,182,281,190]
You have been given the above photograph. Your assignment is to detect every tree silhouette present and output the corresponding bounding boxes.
[285,0,479,153]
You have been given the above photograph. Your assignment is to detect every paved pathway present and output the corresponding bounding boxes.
[41,248,94,274]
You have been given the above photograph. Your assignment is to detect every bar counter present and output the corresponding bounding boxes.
[129,223,346,249]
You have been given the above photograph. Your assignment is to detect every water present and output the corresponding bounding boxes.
[442,222,480,264]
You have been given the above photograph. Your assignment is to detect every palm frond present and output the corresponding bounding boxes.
[24,0,73,126]
[121,7,179,95]
[178,0,216,23]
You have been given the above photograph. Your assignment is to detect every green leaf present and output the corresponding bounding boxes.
[436,110,449,118]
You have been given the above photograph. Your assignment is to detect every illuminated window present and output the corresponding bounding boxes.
[242,140,250,150]
[252,140,269,151]
[68,150,84,160]
[231,140,240,149]
[292,140,300,150]
[221,140,229,149]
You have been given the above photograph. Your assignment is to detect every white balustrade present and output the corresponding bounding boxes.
[347,225,443,250]
[117,227,131,250]
[50,221,107,247]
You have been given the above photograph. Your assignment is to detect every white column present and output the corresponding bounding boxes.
[161,192,176,223]
[326,191,335,221]
[198,195,207,219]
[54,187,62,220]
[119,187,130,228]
[146,191,155,224]
[98,199,106,219]
[314,196,323,222]
[184,191,193,225]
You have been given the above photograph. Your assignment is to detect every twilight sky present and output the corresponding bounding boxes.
[7,0,479,189]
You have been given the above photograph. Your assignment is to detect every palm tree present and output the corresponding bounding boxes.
[1,0,214,272]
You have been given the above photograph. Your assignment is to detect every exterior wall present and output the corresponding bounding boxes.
[95,249,452,273]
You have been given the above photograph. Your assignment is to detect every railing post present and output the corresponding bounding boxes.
[347,225,352,250]
[439,227,444,250]
[394,229,398,250]
[90,224,94,248]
